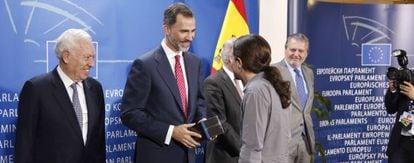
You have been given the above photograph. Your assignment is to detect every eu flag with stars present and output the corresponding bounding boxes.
[361,43,391,66]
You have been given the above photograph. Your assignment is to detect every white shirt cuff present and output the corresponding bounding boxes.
[164,125,174,145]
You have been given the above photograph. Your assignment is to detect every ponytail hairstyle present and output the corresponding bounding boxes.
[233,34,291,108]
[262,66,291,108]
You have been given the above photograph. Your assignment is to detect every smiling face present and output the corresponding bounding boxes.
[284,38,308,68]
[164,14,195,52]
[61,39,95,82]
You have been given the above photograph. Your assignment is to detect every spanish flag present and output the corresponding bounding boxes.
[210,0,250,74]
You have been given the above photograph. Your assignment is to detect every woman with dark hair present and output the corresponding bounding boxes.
[232,34,291,163]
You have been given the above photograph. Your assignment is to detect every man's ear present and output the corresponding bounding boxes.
[61,50,70,64]
[163,25,169,35]
[236,57,242,69]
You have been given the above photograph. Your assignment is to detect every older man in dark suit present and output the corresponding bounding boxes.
[203,38,243,163]
[121,3,206,163]
[15,28,106,163]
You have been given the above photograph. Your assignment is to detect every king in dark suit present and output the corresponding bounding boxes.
[15,29,106,163]
[121,3,206,163]
[204,38,243,163]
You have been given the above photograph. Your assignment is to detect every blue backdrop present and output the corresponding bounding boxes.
[301,2,414,162]
[0,0,258,162]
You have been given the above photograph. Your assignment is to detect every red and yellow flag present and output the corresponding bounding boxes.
[210,0,250,74]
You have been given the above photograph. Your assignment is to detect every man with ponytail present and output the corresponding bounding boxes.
[232,34,291,163]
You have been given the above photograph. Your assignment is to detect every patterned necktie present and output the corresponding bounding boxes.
[294,69,308,110]
[175,55,187,117]
[70,83,83,131]
[234,79,243,99]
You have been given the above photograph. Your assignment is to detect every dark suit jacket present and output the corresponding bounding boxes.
[121,46,206,163]
[15,68,106,163]
[384,90,411,156]
[274,60,316,154]
[203,69,242,163]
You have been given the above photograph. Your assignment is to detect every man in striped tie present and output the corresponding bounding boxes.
[121,3,206,163]
[273,33,316,163]
[15,29,106,163]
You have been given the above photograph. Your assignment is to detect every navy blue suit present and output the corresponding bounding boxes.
[15,68,106,163]
[121,46,206,163]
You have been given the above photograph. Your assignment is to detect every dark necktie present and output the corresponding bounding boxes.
[294,69,308,110]
[175,55,187,117]
[70,83,83,130]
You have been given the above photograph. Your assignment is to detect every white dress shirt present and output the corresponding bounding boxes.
[222,65,244,92]
[284,59,309,94]
[161,39,189,145]
[57,66,88,144]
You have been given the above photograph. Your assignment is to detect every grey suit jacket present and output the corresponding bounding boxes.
[203,69,242,163]
[239,73,291,163]
[273,60,316,154]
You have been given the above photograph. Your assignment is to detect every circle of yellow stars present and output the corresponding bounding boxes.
[368,46,384,63]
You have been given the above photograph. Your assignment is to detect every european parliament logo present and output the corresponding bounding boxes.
[361,43,391,66]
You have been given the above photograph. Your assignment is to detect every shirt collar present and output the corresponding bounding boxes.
[222,65,235,81]
[244,72,263,90]
[161,38,182,59]
[284,59,302,74]
[57,65,83,88]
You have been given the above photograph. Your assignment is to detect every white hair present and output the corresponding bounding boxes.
[54,29,92,59]
[221,37,237,64]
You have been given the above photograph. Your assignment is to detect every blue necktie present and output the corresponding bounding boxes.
[294,69,308,110]
[71,83,83,131]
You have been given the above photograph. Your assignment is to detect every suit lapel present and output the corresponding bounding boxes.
[218,69,241,103]
[279,61,302,111]
[183,52,196,118]
[50,69,84,143]
[155,47,186,117]
[83,79,97,145]
[302,66,313,112]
